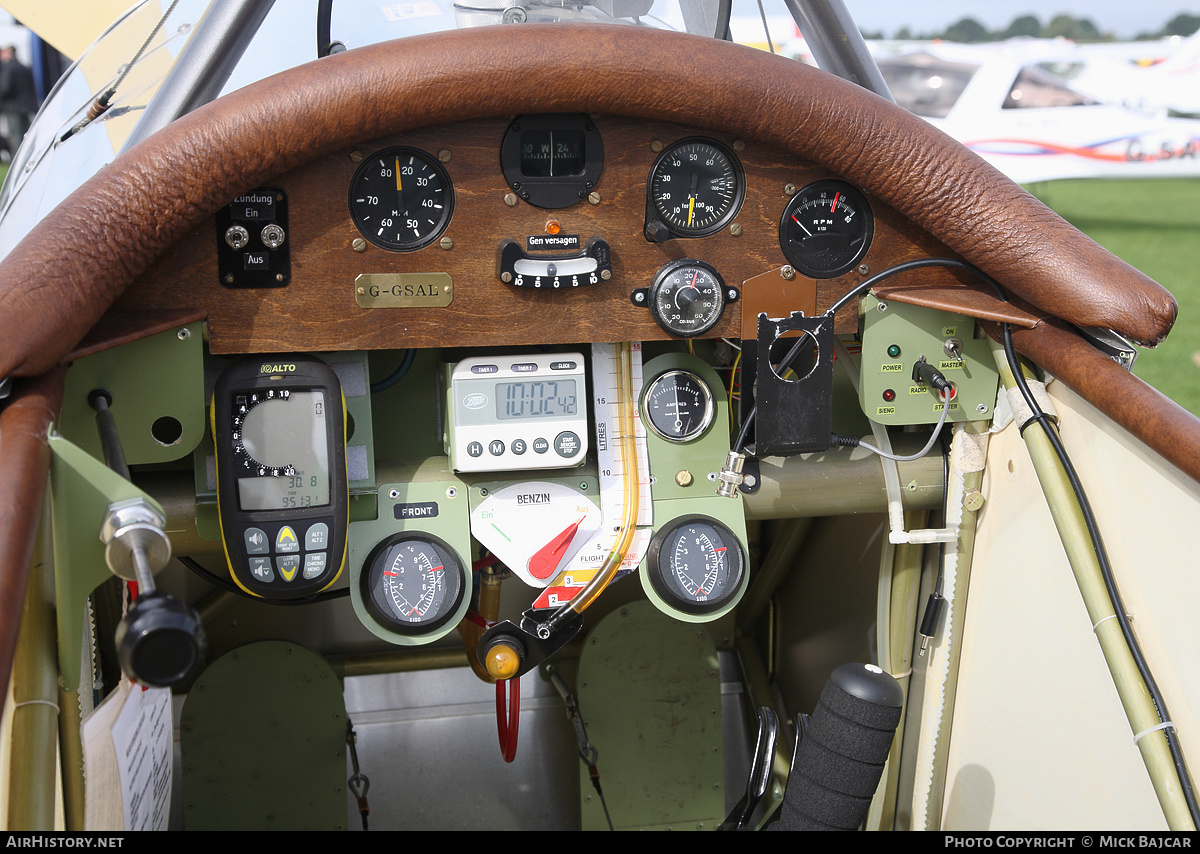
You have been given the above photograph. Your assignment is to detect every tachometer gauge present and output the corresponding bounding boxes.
[642,369,715,443]
[348,146,453,251]
[647,259,730,337]
[779,179,873,278]
[646,516,745,617]
[361,533,466,635]
[647,138,744,238]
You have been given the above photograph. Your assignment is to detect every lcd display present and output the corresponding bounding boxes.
[496,380,577,421]
[236,390,331,510]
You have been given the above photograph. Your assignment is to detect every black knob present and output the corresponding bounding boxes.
[115,591,206,688]
[644,220,671,243]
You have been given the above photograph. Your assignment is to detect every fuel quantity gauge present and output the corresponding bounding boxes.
[779,179,873,278]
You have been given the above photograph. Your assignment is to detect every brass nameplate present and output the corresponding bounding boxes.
[355,273,453,308]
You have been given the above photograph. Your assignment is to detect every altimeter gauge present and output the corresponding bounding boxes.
[647,137,744,238]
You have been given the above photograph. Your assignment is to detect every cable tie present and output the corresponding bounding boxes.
[13,699,60,712]
[1092,613,1120,632]
[1133,721,1176,743]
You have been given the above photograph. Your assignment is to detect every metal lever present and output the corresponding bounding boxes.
[91,391,206,688]
[719,705,779,830]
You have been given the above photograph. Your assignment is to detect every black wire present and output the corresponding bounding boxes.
[746,255,1200,825]
[885,257,1200,827]
[370,349,416,394]
[317,0,334,57]
[178,555,350,605]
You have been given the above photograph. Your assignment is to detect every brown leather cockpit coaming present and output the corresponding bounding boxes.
[0,24,1178,382]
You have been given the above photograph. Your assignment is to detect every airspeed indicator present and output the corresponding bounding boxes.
[349,146,454,252]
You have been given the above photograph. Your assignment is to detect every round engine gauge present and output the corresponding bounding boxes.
[348,146,454,251]
[646,516,745,617]
[361,533,466,635]
[642,370,715,443]
[648,138,744,238]
[647,259,729,337]
[779,179,873,278]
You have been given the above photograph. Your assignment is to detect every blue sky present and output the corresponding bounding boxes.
[743,1,1195,39]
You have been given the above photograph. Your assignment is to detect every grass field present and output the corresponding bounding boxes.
[1029,178,1200,417]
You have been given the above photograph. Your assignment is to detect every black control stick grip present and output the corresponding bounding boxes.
[770,662,903,831]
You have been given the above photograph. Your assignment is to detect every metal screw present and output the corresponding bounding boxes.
[438,149,451,162]
[732,139,745,151]
[388,488,400,499]
[352,238,367,252]
[600,269,611,280]
[500,271,512,283]
[784,183,797,195]
[650,140,663,153]
[177,328,190,340]
[675,470,693,487]
[504,193,518,207]
[632,291,645,303]
[858,264,870,275]
[223,273,234,284]
[588,192,601,205]
[976,403,989,413]
[729,223,742,237]
[877,300,888,312]
[446,486,457,498]
[963,489,985,512]
[275,273,285,282]
[440,236,453,250]
[350,150,363,163]
[781,265,795,280]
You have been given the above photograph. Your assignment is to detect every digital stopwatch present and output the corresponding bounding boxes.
[211,355,348,599]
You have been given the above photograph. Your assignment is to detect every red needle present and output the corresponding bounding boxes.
[689,270,699,289]
[528,517,585,580]
[831,192,840,212]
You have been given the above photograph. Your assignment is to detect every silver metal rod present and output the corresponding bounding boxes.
[781,0,894,100]
[120,0,277,153]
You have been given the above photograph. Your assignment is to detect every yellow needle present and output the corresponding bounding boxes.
[688,196,695,226]
[395,157,402,191]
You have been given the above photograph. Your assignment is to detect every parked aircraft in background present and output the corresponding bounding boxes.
[870,38,1200,184]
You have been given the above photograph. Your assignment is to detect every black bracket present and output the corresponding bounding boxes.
[751,312,833,456]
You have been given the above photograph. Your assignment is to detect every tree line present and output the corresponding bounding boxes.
[866,13,1200,43]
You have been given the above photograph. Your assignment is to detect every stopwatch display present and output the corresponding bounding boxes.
[642,370,715,443]
[648,138,744,238]
[348,146,454,251]
[778,179,873,278]
[648,259,728,337]
[646,516,745,616]
[361,533,466,635]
